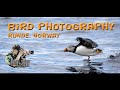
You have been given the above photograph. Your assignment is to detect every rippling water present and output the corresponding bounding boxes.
[0,17,120,73]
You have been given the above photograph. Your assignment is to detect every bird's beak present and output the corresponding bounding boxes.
[64,48,68,52]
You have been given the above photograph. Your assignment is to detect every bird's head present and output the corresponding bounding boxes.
[64,45,76,52]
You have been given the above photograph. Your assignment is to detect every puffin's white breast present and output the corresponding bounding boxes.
[75,45,98,56]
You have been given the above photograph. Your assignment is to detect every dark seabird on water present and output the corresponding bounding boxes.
[64,37,102,60]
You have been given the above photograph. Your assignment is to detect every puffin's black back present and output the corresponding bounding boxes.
[76,37,98,48]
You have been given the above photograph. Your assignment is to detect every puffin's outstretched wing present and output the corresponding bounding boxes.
[76,37,98,48]
[84,38,98,48]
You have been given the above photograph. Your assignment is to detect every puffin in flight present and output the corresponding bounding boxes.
[64,37,102,60]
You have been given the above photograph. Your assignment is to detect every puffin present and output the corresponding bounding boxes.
[64,37,102,60]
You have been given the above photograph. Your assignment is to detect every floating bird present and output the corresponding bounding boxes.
[64,37,102,60]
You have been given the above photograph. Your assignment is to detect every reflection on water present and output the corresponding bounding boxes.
[66,59,104,74]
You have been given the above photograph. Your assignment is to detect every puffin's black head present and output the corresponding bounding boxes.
[76,37,83,42]
[64,45,76,52]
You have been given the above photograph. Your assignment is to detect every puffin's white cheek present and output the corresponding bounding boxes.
[69,48,73,51]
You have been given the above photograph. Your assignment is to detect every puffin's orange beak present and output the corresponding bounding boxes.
[64,48,68,52]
